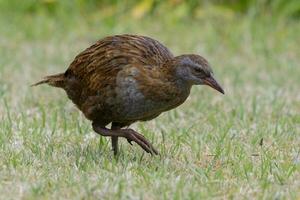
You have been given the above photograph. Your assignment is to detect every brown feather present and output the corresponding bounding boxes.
[34,34,215,126]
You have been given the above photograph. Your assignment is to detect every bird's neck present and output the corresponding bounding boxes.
[159,61,193,97]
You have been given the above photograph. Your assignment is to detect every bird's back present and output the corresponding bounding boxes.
[67,35,172,90]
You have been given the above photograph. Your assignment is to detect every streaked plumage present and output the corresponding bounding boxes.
[34,34,224,155]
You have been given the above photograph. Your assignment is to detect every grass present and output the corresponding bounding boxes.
[0,8,299,199]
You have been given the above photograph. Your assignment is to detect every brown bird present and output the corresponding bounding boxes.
[33,34,224,156]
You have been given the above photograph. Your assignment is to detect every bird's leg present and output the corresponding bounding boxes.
[111,136,118,156]
[111,123,119,156]
[92,122,158,155]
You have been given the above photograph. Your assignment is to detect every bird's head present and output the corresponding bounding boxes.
[172,54,224,94]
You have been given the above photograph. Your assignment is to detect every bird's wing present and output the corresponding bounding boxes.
[65,34,174,94]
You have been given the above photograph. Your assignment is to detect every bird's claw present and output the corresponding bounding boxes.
[125,129,158,155]
[127,139,133,145]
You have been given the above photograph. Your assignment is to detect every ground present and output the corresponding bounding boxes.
[0,10,299,199]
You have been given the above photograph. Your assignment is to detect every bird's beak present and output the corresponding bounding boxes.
[203,76,225,94]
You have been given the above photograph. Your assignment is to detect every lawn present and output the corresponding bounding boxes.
[0,4,299,200]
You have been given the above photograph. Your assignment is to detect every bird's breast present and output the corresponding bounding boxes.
[114,68,156,120]
[114,67,190,121]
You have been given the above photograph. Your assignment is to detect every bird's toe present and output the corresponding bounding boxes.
[124,129,158,155]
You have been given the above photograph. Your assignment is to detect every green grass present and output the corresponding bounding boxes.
[0,9,299,199]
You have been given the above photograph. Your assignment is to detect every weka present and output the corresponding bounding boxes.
[33,34,224,155]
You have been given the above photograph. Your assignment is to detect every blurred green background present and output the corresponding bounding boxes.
[0,0,299,199]
[2,0,300,18]
[1,0,300,40]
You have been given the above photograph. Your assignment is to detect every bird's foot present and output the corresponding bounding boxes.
[92,122,158,155]
[124,129,158,155]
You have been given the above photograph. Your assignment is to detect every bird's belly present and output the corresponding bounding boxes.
[115,89,163,121]
[123,99,164,120]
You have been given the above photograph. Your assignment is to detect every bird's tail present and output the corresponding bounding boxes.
[31,73,65,88]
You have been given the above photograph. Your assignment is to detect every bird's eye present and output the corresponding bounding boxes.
[194,68,204,73]
[193,68,207,79]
